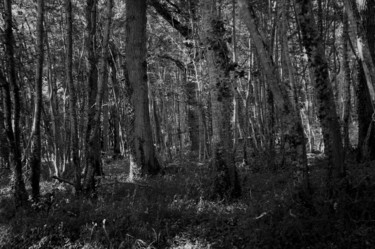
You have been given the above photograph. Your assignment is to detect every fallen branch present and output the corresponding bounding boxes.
[52,176,75,186]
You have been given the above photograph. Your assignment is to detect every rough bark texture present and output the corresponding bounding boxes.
[296,0,345,181]
[83,0,101,195]
[3,0,28,207]
[125,0,160,179]
[29,0,44,201]
[202,0,241,199]
[186,63,200,152]
[65,0,81,192]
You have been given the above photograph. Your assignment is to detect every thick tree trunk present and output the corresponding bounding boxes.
[125,0,160,179]
[202,0,241,199]
[83,0,101,194]
[29,0,44,201]
[296,0,345,182]
[65,0,81,192]
[3,0,28,207]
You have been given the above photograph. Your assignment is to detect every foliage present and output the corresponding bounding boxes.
[1,154,375,248]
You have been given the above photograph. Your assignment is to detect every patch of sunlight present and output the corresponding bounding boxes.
[169,233,211,249]
[0,186,11,198]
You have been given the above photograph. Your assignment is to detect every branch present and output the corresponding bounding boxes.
[52,176,75,186]
[158,54,185,70]
[148,0,192,38]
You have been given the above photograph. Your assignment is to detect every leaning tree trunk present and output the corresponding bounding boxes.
[238,0,309,187]
[125,0,160,180]
[296,0,345,183]
[346,0,375,161]
[65,0,81,192]
[29,0,44,201]
[202,0,241,199]
[3,0,28,207]
[343,0,375,102]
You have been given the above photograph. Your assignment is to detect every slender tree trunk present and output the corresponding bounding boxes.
[29,0,44,201]
[296,0,345,182]
[125,0,160,180]
[350,0,375,161]
[83,0,101,194]
[84,0,113,194]
[65,0,81,192]
[109,59,121,157]
[238,0,309,186]
[202,0,241,199]
[343,0,375,102]
[186,63,199,152]
[45,29,61,177]
[3,0,28,207]
[342,13,351,153]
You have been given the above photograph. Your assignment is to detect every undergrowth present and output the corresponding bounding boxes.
[1,154,375,248]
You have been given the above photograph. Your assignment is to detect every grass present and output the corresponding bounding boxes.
[1,153,375,248]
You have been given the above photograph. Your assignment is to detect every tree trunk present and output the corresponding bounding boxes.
[296,0,345,182]
[350,0,375,161]
[238,0,309,186]
[29,0,44,201]
[46,28,61,177]
[83,0,101,195]
[125,0,160,180]
[342,13,351,153]
[109,59,121,157]
[202,0,241,199]
[343,0,375,102]
[186,63,200,152]
[65,0,82,193]
[3,0,28,207]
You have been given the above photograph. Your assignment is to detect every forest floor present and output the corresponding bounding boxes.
[1,152,375,248]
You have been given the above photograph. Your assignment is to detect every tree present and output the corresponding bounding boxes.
[238,0,309,187]
[125,0,160,179]
[29,0,44,201]
[201,0,241,199]
[296,0,345,184]
[83,0,101,194]
[2,0,28,207]
[344,0,375,161]
[65,0,81,193]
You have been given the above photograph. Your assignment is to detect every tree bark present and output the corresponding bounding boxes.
[342,13,351,153]
[296,0,345,182]
[202,0,241,199]
[186,63,200,152]
[238,0,309,186]
[3,0,28,207]
[65,0,81,192]
[125,0,160,179]
[343,0,375,102]
[83,0,101,195]
[29,0,44,201]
